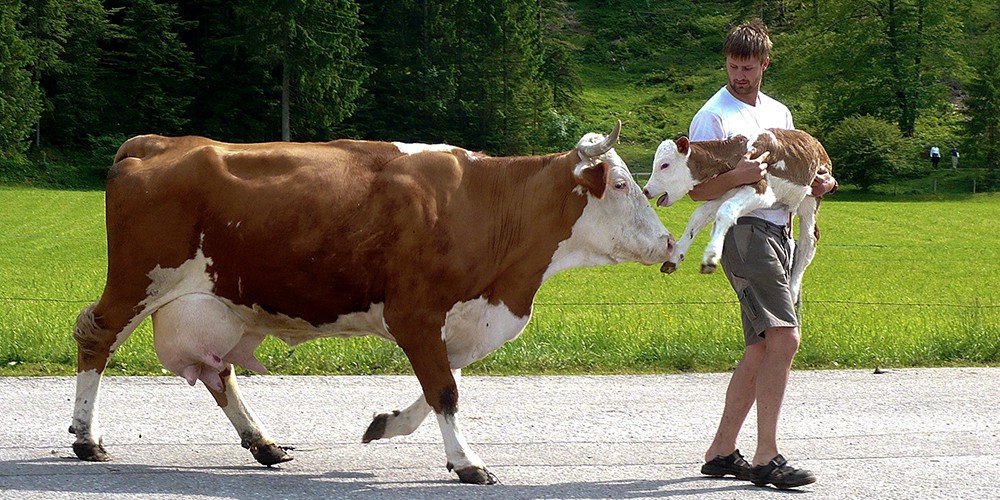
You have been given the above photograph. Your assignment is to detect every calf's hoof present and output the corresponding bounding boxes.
[660,261,677,274]
[449,463,499,485]
[73,441,112,462]
[249,443,293,466]
[700,263,717,274]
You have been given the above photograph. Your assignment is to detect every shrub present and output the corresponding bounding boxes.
[824,115,906,192]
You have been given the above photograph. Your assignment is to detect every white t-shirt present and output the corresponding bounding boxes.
[689,85,794,225]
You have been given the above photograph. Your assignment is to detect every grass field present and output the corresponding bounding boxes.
[1,186,998,377]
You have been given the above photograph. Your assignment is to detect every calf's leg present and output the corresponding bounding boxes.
[790,197,820,304]
[702,188,774,273]
[664,199,722,273]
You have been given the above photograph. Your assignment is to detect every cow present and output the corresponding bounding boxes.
[69,121,676,485]
[641,128,831,302]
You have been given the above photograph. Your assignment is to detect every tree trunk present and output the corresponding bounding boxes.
[282,62,290,142]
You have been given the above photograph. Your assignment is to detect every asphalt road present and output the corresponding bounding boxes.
[1,367,997,499]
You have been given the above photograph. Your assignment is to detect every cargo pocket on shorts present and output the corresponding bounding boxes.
[729,274,759,321]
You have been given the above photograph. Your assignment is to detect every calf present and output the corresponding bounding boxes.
[642,128,831,302]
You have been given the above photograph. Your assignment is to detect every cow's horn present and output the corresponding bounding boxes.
[580,120,621,158]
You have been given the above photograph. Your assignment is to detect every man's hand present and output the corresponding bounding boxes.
[689,149,769,201]
[733,149,769,184]
[810,166,837,196]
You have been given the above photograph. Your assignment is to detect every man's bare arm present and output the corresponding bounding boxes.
[689,150,769,201]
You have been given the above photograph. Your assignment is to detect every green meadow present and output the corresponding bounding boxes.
[1,186,998,376]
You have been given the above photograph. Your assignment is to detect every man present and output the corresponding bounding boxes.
[689,19,835,490]
[930,145,941,169]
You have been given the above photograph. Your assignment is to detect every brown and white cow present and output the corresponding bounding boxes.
[69,121,675,484]
[642,128,831,302]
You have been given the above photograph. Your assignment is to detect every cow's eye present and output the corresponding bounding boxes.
[659,163,669,170]
[613,180,627,190]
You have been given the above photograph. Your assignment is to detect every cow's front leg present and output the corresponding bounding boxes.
[663,199,721,274]
[207,365,291,466]
[394,322,496,485]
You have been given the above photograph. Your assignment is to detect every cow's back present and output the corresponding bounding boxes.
[103,135,414,326]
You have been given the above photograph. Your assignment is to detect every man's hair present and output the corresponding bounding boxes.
[723,19,772,61]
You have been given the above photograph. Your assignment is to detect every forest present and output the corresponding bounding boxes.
[1,0,999,191]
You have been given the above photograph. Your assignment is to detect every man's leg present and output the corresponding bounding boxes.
[704,342,765,462]
[752,326,799,465]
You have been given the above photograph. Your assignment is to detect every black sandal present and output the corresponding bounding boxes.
[750,454,816,489]
[701,449,752,480]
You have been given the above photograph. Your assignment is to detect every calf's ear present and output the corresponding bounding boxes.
[576,161,610,199]
[677,136,690,155]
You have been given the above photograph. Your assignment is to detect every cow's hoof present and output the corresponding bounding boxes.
[250,443,293,466]
[660,261,677,274]
[73,441,112,462]
[449,463,499,485]
[700,263,717,274]
[362,410,399,443]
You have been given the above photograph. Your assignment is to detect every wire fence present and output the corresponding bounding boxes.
[3,295,997,310]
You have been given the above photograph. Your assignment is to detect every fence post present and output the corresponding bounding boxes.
[973,179,977,194]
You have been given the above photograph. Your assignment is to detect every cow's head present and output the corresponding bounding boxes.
[547,121,674,274]
[642,136,695,208]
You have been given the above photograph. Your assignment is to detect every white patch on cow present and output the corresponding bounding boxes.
[442,298,529,369]
[229,301,393,346]
[393,142,455,154]
[380,395,434,439]
[111,240,216,351]
[437,412,487,472]
[392,142,480,162]
[71,369,103,444]
[770,158,788,172]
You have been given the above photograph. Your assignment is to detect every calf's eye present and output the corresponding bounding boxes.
[659,163,669,170]
[614,180,627,190]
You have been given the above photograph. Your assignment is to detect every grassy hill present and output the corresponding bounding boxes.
[566,0,750,167]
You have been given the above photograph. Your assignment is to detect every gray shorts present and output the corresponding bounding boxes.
[720,217,799,346]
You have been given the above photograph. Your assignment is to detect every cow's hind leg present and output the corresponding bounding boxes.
[206,365,291,466]
[70,301,144,461]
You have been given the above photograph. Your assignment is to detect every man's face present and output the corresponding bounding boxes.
[725,55,769,99]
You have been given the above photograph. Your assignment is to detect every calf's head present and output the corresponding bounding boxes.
[642,137,695,208]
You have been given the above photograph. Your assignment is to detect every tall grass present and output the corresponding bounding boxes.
[1,186,998,376]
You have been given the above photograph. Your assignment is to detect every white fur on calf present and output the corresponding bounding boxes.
[642,128,831,302]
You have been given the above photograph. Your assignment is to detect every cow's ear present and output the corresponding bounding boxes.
[577,161,610,199]
[677,136,690,155]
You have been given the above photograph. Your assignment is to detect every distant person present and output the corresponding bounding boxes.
[930,145,941,169]
[951,146,959,169]
[687,19,835,491]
